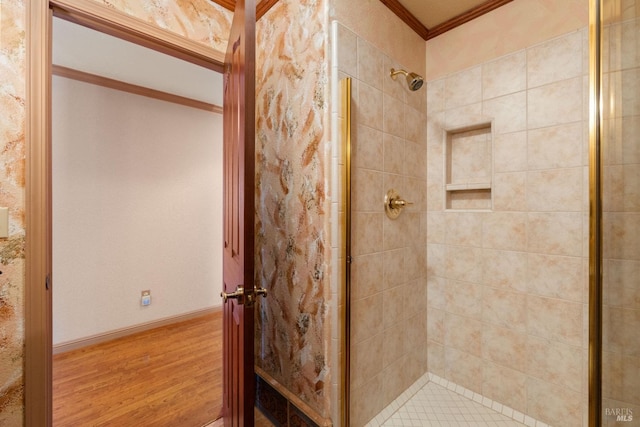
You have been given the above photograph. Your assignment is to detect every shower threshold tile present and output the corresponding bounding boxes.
[379,381,527,427]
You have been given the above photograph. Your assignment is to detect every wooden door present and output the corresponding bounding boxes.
[221,0,256,425]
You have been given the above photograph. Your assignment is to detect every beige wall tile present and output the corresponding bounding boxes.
[482,324,526,372]
[493,131,528,173]
[481,249,528,292]
[623,164,640,211]
[405,105,427,145]
[443,102,484,130]
[336,24,357,76]
[621,68,640,116]
[483,287,527,332]
[383,211,409,251]
[482,91,527,134]
[527,377,582,427]
[493,172,527,211]
[527,30,583,88]
[445,280,483,320]
[353,125,383,171]
[427,78,445,114]
[528,122,583,170]
[528,77,583,129]
[445,314,482,356]
[383,321,408,368]
[427,244,446,279]
[382,356,411,407]
[482,212,528,251]
[383,133,404,174]
[426,212,446,244]
[622,356,640,403]
[445,347,483,393]
[351,252,384,300]
[445,246,483,283]
[357,38,384,91]
[428,341,445,376]
[482,51,527,100]
[427,276,446,310]
[526,335,583,393]
[350,374,384,427]
[404,142,427,179]
[383,285,405,328]
[352,212,383,255]
[352,168,383,212]
[405,279,428,320]
[406,178,427,213]
[526,168,583,212]
[357,82,383,130]
[404,245,426,282]
[527,295,583,347]
[482,362,528,413]
[445,66,482,110]
[351,333,383,390]
[445,212,483,247]
[383,94,405,138]
[527,253,584,302]
[383,248,405,290]
[427,307,445,344]
[527,212,583,256]
[351,292,383,344]
[604,212,640,260]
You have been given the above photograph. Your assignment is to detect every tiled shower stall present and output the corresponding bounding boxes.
[332,19,591,427]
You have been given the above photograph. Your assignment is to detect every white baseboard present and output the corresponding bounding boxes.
[53,306,221,355]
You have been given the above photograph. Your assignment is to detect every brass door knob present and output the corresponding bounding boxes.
[221,285,244,303]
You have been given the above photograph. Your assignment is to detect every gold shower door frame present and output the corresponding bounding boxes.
[340,77,352,427]
[588,0,604,425]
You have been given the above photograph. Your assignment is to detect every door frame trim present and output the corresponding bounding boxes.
[25,2,225,425]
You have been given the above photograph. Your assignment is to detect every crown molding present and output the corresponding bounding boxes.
[379,0,514,41]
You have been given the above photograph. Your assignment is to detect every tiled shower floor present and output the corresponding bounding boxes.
[379,381,531,427]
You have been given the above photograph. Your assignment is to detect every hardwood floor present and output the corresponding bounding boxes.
[53,311,223,427]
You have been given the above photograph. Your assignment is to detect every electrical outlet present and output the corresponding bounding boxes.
[141,290,151,307]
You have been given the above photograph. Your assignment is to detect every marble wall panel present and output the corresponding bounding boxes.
[255,0,332,418]
[1,0,28,423]
[89,0,231,52]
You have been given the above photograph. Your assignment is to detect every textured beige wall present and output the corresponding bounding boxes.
[0,1,230,424]
[426,0,589,80]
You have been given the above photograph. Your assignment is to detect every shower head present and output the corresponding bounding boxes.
[390,68,424,91]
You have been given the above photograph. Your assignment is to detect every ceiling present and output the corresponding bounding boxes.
[52,17,222,105]
[242,0,515,41]
[397,0,492,29]
[380,0,514,40]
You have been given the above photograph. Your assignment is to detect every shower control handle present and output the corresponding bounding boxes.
[385,189,413,219]
[390,198,413,209]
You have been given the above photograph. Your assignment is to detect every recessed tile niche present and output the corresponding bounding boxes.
[445,123,493,210]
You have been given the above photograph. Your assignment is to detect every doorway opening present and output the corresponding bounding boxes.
[50,15,224,426]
